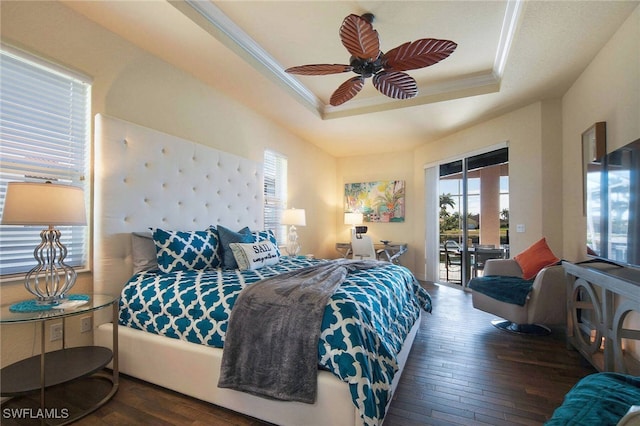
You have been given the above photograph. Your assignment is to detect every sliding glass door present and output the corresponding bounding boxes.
[434,147,509,286]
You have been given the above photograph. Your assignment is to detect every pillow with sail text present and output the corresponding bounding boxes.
[229,240,280,271]
[252,229,282,257]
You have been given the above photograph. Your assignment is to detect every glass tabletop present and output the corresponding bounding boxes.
[0,294,117,323]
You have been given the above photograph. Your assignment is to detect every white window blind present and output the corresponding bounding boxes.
[0,46,91,276]
[263,150,287,245]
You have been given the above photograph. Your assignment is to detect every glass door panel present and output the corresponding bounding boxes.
[438,148,509,286]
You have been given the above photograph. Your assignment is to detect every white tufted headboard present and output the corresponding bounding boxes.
[93,114,263,300]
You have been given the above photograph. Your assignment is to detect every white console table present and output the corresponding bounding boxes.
[563,261,640,375]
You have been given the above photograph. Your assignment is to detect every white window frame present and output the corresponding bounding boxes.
[263,149,287,244]
[0,44,92,278]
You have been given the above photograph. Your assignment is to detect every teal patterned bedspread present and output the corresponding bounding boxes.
[119,257,432,426]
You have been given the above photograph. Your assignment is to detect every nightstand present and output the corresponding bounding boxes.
[0,294,119,425]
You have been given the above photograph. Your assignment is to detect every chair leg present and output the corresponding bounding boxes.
[491,319,551,336]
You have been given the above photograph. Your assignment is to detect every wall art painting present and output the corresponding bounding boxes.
[344,180,405,223]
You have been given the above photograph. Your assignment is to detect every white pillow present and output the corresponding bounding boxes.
[229,240,280,271]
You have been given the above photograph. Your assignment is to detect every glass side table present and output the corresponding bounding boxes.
[0,294,119,425]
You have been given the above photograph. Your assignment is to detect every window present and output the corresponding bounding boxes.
[0,45,91,276]
[263,150,287,244]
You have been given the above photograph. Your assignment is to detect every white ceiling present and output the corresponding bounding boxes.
[62,0,638,157]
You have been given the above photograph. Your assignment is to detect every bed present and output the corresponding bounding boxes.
[92,114,430,426]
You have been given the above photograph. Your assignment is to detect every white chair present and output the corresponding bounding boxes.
[351,234,377,260]
[470,258,566,335]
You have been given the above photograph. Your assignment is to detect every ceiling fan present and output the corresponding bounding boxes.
[285,13,457,106]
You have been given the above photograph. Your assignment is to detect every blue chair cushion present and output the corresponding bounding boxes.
[468,275,534,306]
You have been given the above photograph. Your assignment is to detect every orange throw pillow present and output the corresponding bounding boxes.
[514,238,560,280]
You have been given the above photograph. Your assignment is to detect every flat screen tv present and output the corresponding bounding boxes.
[585,137,640,269]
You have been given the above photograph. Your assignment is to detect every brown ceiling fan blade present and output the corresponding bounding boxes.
[330,76,365,106]
[383,39,457,71]
[372,71,417,100]
[339,14,380,60]
[285,64,353,75]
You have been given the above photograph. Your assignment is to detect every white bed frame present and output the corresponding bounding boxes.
[92,114,420,426]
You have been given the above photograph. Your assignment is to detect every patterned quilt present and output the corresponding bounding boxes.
[119,257,432,425]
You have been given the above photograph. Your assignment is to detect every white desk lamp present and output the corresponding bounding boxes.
[281,208,306,256]
[1,182,87,305]
[344,212,363,236]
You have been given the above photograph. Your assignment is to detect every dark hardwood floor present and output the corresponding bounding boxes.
[385,282,595,426]
[2,282,595,426]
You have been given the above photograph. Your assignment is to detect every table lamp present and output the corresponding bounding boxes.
[344,212,363,236]
[1,182,87,305]
[281,208,306,256]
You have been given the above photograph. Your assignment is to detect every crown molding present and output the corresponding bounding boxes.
[173,0,323,117]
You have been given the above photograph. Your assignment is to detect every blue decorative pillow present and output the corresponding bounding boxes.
[216,225,253,269]
[151,228,221,273]
[252,229,282,257]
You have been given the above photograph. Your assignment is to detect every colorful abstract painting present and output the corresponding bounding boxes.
[344,180,405,223]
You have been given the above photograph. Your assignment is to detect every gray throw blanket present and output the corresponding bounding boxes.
[217,259,380,403]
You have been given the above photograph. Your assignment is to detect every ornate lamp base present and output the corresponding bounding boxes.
[25,227,77,305]
[285,225,301,257]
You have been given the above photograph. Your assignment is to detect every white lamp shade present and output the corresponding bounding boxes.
[344,212,363,225]
[281,208,306,226]
[1,182,87,226]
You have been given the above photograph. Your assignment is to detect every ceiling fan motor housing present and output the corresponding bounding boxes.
[349,53,384,78]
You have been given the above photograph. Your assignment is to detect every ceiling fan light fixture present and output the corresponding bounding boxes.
[349,53,384,78]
